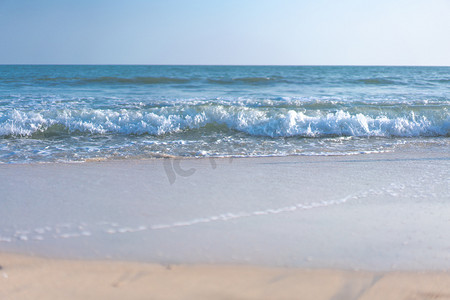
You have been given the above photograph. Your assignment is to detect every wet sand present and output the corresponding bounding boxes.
[0,148,449,298]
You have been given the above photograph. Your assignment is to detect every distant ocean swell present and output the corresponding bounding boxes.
[1,105,448,138]
[4,75,448,86]
[4,76,285,85]
[36,76,191,85]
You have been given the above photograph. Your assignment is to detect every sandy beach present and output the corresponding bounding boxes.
[1,0,449,297]
[1,252,450,300]
[1,148,449,299]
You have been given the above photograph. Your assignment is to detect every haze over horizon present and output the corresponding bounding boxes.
[1,0,449,66]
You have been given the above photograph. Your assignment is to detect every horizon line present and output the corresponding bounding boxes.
[1,63,449,67]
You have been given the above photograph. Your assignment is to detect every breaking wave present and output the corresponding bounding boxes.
[1,105,448,138]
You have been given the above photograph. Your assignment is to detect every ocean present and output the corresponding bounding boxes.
[0,65,448,163]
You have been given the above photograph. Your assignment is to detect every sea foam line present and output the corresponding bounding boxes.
[1,172,444,243]
[147,193,358,230]
[0,191,362,243]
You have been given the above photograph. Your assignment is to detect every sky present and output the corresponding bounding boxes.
[0,0,449,65]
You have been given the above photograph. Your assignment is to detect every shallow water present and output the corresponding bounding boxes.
[0,150,449,270]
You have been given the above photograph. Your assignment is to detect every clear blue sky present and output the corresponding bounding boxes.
[1,0,449,65]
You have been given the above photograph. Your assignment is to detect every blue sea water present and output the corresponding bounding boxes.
[0,65,448,163]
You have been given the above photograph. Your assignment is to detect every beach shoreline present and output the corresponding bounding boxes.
[1,149,449,298]
[1,148,449,269]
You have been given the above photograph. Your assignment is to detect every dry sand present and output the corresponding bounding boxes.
[1,252,450,300]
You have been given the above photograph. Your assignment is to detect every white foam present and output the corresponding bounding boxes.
[0,105,448,138]
[0,174,445,244]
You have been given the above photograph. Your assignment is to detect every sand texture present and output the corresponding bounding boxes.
[1,149,449,270]
[1,149,449,299]
[1,253,450,300]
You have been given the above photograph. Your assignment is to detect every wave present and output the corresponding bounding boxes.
[351,78,403,85]
[11,75,450,87]
[36,76,191,85]
[207,76,286,85]
[35,76,288,86]
[428,79,450,84]
[1,106,448,138]
[83,76,191,84]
